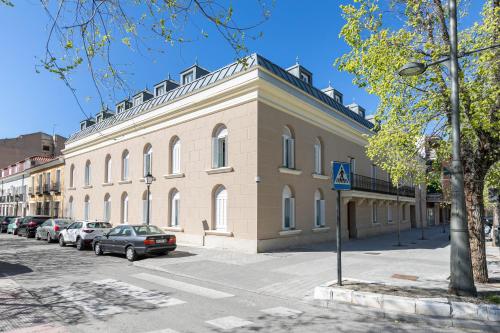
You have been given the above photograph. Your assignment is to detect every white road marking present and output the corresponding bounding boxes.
[93,279,186,307]
[54,286,126,316]
[260,306,303,317]
[132,273,234,299]
[205,316,253,330]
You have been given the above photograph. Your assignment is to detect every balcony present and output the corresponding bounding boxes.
[43,184,50,194]
[50,182,61,193]
[36,186,43,195]
[351,174,415,198]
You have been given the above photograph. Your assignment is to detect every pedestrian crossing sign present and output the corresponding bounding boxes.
[332,162,351,190]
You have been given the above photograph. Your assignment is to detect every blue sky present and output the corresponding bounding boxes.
[0,1,484,139]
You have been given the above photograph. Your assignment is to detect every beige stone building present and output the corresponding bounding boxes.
[63,54,424,253]
[27,157,65,218]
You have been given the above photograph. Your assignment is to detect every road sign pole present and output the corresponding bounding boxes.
[337,190,342,286]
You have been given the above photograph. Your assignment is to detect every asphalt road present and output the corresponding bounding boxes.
[0,233,486,333]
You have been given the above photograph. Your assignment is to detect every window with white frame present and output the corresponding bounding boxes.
[214,186,227,231]
[105,155,112,183]
[134,96,142,106]
[170,189,180,227]
[314,189,325,227]
[69,164,75,187]
[388,204,393,223]
[121,192,129,224]
[282,126,295,169]
[122,150,129,180]
[171,137,181,174]
[314,137,322,174]
[155,84,165,96]
[142,191,152,224]
[84,160,91,186]
[282,185,295,230]
[103,194,111,222]
[84,195,90,220]
[212,126,228,168]
[182,71,194,85]
[143,145,152,177]
[372,202,378,224]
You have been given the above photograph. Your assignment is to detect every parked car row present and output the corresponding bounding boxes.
[2,215,177,262]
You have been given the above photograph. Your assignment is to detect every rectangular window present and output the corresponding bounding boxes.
[300,72,310,83]
[42,145,50,151]
[123,156,129,180]
[134,96,142,106]
[315,199,325,227]
[172,198,180,226]
[283,197,295,229]
[53,202,60,218]
[123,199,128,224]
[172,143,181,174]
[56,170,61,188]
[155,85,165,96]
[182,71,194,85]
[144,153,152,177]
[314,144,321,174]
[372,203,378,224]
[218,138,226,168]
[282,137,295,169]
[117,104,124,113]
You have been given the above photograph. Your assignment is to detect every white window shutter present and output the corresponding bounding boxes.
[320,200,325,226]
[290,197,295,228]
[289,139,295,169]
[282,197,287,229]
[282,136,287,167]
[314,144,319,173]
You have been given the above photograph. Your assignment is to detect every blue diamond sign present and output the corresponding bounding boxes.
[332,162,351,191]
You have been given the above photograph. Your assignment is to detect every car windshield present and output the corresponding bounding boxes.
[132,225,165,235]
[87,222,112,229]
[54,219,72,226]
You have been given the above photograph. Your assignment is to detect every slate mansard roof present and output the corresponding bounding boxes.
[67,54,374,143]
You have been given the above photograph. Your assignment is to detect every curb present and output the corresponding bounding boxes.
[314,284,500,322]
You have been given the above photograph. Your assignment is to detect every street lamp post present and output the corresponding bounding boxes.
[145,173,154,225]
[398,0,479,296]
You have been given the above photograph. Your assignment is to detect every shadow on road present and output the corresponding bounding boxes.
[0,261,33,276]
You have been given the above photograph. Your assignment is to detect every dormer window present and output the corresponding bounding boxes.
[182,71,194,85]
[334,95,341,103]
[80,123,86,130]
[134,96,142,106]
[300,72,310,84]
[155,85,165,96]
[117,104,124,113]
[96,114,103,123]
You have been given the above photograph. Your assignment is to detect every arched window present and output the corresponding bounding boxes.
[282,185,295,230]
[214,185,227,231]
[170,137,181,174]
[104,193,111,222]
[84,160,91,186]
[121,150,130,181]
[282,126,295,169]
[170,189,180,227]
[212,125,228,168]
[142,190,152,224]
[121,192,129,224]
[104,155,112,183]
[84,195,90,221]
[314,137,323,174]
[69,164,75,188]
[143,144,153,177]
[68,196,74,219]
[314,189,325,227]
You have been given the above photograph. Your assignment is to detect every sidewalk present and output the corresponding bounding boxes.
[134,226,500,301]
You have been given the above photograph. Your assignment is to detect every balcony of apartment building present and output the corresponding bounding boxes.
[36,185,43,196]
[43,183,51,194]
[351,173,415,198]
[50,182,61,194]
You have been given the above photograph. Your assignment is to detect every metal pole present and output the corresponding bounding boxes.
[336,190,342,286]
[419,185,425,240]
[397,183,401,246]
[448,0,476,296]
[146,184,150,225]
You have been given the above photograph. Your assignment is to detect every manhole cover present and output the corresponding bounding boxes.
[391,274,418,281]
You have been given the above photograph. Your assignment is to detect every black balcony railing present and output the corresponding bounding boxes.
[51,182,61,193]
[351,173,415,197]
[43,184,50,194]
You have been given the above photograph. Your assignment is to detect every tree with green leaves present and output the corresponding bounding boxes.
[1,0,271,115]
[337,0,499,283]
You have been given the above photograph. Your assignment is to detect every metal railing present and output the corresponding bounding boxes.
[50,182,61,193]
[351,173,415,197]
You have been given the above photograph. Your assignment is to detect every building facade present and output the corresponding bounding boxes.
[27,157,65,218]
[0,132,66,169]
[63,54,423,253]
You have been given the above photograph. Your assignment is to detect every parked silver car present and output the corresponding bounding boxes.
[59,221,112,250]
[35,218,73,243]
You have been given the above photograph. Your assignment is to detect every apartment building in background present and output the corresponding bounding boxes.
[63,54,424,253]
[0,132,66,169]
[27,157,65,218]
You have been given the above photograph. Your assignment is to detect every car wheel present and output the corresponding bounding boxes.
[47,233,52,243]
[59,235,66,247]
[94,242,103,256]
[76,237,85,251]
[126,246,137,262]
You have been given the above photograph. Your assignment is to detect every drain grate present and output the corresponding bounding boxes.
[391,273,419,281]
